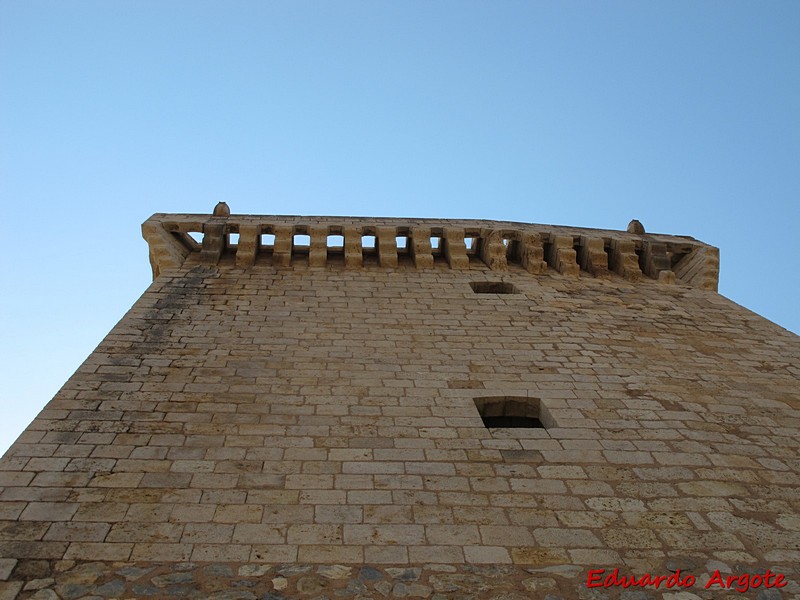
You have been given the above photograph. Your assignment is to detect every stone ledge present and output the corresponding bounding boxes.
[141,206,719,291]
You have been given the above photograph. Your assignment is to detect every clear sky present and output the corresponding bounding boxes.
[1,1,798,454]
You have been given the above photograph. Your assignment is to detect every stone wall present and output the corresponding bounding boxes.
[0,210,797,599]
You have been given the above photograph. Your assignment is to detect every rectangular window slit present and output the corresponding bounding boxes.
[470,281,518,294]
[506,239,521,264]
[294,234,311,247]
[474,397,546,429]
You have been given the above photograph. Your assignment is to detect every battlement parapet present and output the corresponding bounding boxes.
[142,207,720,290]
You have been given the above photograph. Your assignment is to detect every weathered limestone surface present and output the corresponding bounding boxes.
[0,211,798,599]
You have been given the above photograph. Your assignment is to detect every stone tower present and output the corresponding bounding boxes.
[0,206,797,599]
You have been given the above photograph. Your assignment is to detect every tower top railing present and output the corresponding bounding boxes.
[142,203,719,291]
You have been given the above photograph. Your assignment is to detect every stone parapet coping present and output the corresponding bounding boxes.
[142,207,719,291]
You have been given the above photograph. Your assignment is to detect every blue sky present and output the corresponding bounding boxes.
[1,1,798,454]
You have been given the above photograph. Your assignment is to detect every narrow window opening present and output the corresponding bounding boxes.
[396,236,408,250]
[473,397,547,429]
[228,233,240,247]
[430,236,440,250]
[470,281,518,294]
[466,235,482,263]
[261,233,275,247]
[483,415,542,428]
[543,241,554,269]
[293,234,311,260]
[294,234,311,247]
[327,235,344,249]
[505,239,522,265]
[362,234,378,266]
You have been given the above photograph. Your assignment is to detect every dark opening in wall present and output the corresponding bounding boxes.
[470,281,518,294]
[482,415,542,428]
[473,397,548,429]
[503,238,522,265]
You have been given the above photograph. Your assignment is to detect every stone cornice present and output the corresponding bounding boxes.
[142,205,719,291]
